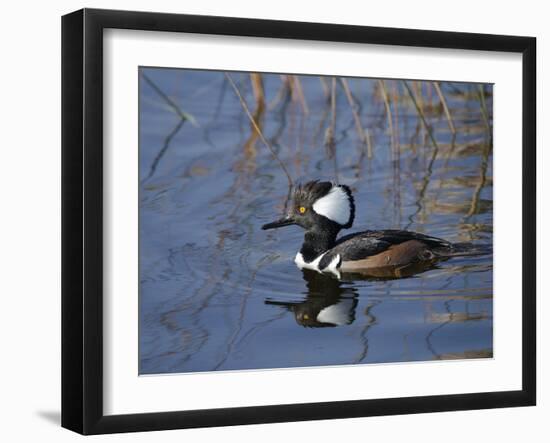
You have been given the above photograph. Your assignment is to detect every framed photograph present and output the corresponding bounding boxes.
[62,8,536,434]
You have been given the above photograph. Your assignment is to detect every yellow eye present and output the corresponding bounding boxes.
[299,206,306,214]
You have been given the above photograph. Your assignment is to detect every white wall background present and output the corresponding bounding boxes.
[0,1,546,441]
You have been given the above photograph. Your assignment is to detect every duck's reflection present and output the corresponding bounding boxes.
[265,269,358,327]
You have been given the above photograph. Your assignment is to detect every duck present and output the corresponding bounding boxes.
[262,180,454,278]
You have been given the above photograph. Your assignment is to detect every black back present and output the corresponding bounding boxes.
[318,229,452,269]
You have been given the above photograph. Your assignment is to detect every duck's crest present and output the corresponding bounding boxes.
[308,182,355,228]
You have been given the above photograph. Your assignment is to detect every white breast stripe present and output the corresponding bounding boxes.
[295,252,325,271]
[324,254,341,273]
[295,252,341,278]
[312,186,350,225]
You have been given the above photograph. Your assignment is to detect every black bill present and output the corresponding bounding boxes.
[261,217,296,230]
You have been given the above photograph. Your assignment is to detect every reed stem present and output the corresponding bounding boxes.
[402,80,439,150]
[378,80,395,153]
[225,73,294,186]
[477,84,491,132]
[433,81,456,135]
[291,75,309,115]
[340,78,368,148]
[141,72,194,123]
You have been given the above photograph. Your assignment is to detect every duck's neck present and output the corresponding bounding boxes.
[300,228,339,263]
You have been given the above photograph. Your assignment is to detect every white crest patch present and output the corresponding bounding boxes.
[312,185,351,225]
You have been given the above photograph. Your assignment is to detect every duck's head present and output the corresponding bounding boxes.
[262,180,355,232]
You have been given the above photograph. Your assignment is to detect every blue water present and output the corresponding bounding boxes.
[139,68,493,374]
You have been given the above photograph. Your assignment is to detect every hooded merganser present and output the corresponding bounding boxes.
[262,180,453,278]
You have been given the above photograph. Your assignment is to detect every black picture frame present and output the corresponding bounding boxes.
[62,8,536,435]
